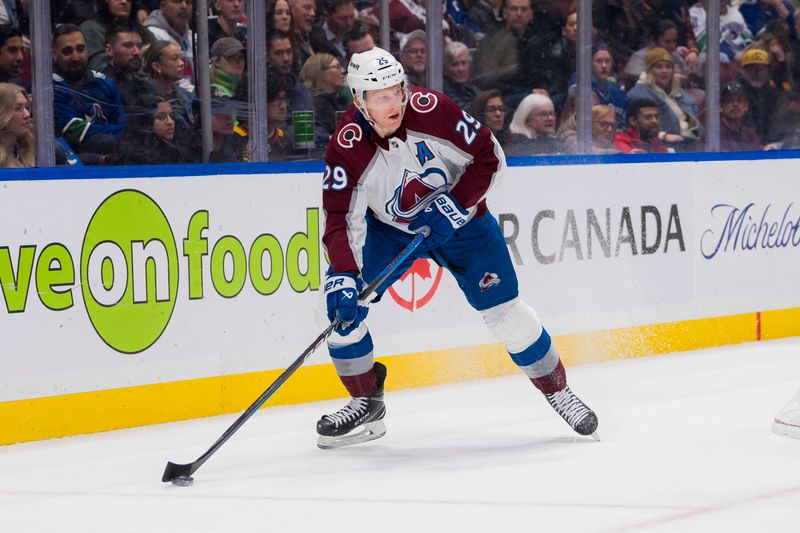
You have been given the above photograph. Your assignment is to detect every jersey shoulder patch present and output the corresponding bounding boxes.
[336,122,363,149]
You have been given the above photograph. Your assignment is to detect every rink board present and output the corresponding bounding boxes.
[2,155,800,444]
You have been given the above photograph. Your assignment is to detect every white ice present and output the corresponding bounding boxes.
[1,338,799,533]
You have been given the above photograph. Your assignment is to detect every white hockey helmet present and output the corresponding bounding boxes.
[346,47,407,101]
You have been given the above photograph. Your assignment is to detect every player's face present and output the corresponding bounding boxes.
[152,101,176,141]
[363,84,405,136]
[525,103,556,135]
[721,93,748,121]
[482,96,506,132]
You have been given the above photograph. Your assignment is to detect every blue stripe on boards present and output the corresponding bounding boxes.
[329,332,374,360]
[3,150,800,182]
[509,328,551,367]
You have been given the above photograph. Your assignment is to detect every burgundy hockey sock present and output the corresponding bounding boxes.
[340,368,377,397]
[530,360,567,395]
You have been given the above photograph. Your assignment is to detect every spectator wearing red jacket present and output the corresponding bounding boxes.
[614,98,670,154]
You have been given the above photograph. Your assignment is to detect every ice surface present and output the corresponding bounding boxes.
[1,338,799,532]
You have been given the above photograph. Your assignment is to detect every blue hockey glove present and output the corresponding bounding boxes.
[408,192,469,250]
[324,272,368,335]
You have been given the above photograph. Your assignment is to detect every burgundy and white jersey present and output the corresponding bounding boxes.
[322,88,507,274]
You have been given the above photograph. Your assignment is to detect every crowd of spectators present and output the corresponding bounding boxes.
[4,0,800,167]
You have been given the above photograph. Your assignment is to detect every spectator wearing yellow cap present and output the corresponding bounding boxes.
[738,46,785,142]
[626,46,701,150]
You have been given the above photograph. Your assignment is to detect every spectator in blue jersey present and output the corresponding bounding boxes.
[79,0,139,72]
[740,0,796,39]
[52,24,127,165]
[626,47,701,150]
[564,43,628,131]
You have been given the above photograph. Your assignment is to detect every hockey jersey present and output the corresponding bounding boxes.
[322,88,506,274]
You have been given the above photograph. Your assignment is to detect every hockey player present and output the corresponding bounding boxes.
[317,47,598,449]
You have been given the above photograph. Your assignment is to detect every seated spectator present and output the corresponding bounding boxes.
[144,40,199,148]
[564,43,628,131]
[614,98,669,154]
[690,0,753,63]
[443,41,478,109]
[52,24,127,164]
[344,26,375,64]
[738,46,784,142]
[624,20,691,91]
[80,0,139,72]
[467,0,503,38]
[290,0,317,69]
[209,84,249,162]
[299,52,349,141]
[267,74,293,159]
[0,83,33,167]
[0,27,24,84]
[310,0,357,63]
[268,30,314,117]
[757,28,793,92]
[557,104,620,154]
[143,0,195,91]
[505,93,566,155]
[627,47,701,149]
[768,92,800,148]
[209,0,247,46]
[400,29,426,87]
[104,23,148,109]
[210,37,246,98]
[740,0,796,40]
[112,94,199,164]
[715,80,762,152]
[267,0,293,33]
[467,89,510,146]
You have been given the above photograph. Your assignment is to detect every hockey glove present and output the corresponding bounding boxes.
[408,192,469,250]
[325,272,368,335]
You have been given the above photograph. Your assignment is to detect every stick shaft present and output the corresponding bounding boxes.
[163,233,425,481]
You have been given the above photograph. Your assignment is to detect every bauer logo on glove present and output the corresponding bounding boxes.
[409,192,469,250]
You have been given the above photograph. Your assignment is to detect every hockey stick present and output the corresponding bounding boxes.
[162,232,426,485]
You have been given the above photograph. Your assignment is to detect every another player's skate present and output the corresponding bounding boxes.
[317,362,387,449]
[772,389,800,439]
[545,386,598,437]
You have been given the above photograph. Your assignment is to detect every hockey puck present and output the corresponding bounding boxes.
[171,475,194,487]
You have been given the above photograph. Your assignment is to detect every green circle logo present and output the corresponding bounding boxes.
[81,190,179,353]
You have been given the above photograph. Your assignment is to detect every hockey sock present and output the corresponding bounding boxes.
[530,359,567,395]
[340,369,377,397]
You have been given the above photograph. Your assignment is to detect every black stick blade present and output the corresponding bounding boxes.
[162,461,194,482]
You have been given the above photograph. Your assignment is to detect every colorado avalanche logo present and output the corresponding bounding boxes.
[337,123,362,149]
[410,92,438,113]
[479,272,501,292]
[386,167,448,222]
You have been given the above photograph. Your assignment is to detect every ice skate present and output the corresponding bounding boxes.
[772,389,800,439]
[317,362,387,449]
[545,386,598,437]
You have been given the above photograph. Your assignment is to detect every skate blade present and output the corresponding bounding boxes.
[588,431,600,441]
[317,420,386,450]
[772,420,800,440]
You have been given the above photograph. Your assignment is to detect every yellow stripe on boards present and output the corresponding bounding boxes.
[1,309,798,446]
